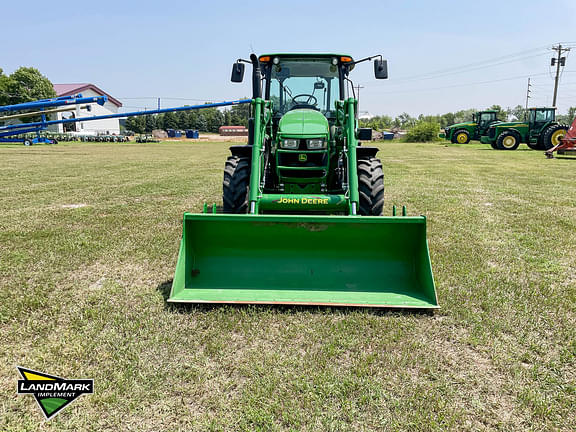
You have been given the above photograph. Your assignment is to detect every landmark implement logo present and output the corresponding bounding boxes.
[16,367,94,420]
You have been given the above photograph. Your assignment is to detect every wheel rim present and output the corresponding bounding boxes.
[457,133,467,143]
[551,130,566,145]
[502,136,516,148]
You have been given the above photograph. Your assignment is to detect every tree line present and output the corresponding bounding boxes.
[124,103,250,134]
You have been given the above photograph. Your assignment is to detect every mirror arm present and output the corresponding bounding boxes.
[350,54,382,66]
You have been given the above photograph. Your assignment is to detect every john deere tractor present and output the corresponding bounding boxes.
[168,53,438,308]
[440,110,500,144]
[480,107,568,150]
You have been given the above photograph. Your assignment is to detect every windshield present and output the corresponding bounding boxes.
[479,112,496,123]
[530,109,554,123]
[268,58,341,115]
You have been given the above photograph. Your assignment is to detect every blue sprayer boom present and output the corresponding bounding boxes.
[0,96,250,145]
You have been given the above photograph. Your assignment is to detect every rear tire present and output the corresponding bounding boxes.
[223,155,250,213]
[357,156,384,216]
[496,131,520,150]
[541,124,568,150]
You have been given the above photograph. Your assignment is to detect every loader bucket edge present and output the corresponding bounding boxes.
[169,213,438,309]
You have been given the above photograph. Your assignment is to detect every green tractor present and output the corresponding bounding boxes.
[168,53,438,308]
[440,110,500,144]
[480,107,568,150]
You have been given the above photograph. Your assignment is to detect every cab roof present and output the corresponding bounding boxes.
[259,53,355,70]
[260,53,353,59]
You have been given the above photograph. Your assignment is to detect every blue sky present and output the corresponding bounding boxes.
[2,0,576,117]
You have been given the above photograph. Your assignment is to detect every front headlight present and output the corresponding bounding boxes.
[281,139,299,149]
[307,139,326,149]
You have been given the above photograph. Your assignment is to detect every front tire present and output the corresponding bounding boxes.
[357,156,384,216]
[496,131,520,150]
[223,155,250,213]
[452,130,470,144]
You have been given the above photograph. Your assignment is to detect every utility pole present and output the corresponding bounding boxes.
[354,85,364,106]
[525,77,531,111]
[157,98,161,111]
[551,44,570,107]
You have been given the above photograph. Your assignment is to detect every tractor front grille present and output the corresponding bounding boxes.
[278,152,327,167]
[277,151,328,179]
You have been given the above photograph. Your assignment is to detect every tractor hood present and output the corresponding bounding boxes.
[490,121,524,128]
[278,109,329,137]
[446,121,476,129]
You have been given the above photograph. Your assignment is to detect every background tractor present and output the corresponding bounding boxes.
[480,107,568,150]
[440,110,500,144]
[168,53,438,308]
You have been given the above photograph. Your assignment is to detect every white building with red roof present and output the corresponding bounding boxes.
[51,83,122,135]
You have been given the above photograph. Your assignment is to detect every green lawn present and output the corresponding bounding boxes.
[1,140,574,431]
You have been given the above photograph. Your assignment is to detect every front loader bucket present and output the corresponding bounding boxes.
[169,214,438,308]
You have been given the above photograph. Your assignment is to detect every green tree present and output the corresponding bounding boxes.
[163,111,178,129]
[487,104,507,121]
[125,116,145,134]
[229,100,251,126]
[507,105,526,121]
[394,112,416,129]
[557,106,576,125]
[176,111,190,129]
[144,115,156,133]
[404,121,441,142]
[0,67,56,106]
[196,113,207,131]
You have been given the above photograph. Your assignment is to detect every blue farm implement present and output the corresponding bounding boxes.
[0,95,107,145]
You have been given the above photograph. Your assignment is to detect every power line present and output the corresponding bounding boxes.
[387,51,550,85]
[385,46,550,83]
[369,72,551,95]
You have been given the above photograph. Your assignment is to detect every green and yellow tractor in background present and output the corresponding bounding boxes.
[480,107,568,150]
[169,53,438,308]
[440,110,500,144]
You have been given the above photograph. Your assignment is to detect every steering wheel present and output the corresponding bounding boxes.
[291,94,318,109]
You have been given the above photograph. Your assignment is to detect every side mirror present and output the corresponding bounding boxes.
[231,62,245,83]
[374,59,388,79]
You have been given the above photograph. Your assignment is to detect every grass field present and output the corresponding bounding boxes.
[1,140,575,431]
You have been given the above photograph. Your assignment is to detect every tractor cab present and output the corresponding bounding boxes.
[528,107,556,133]
[476,110,499,128]
[230,54,388,195]
[265,56,342,118]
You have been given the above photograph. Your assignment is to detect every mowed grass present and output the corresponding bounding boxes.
[0,140,574,431]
